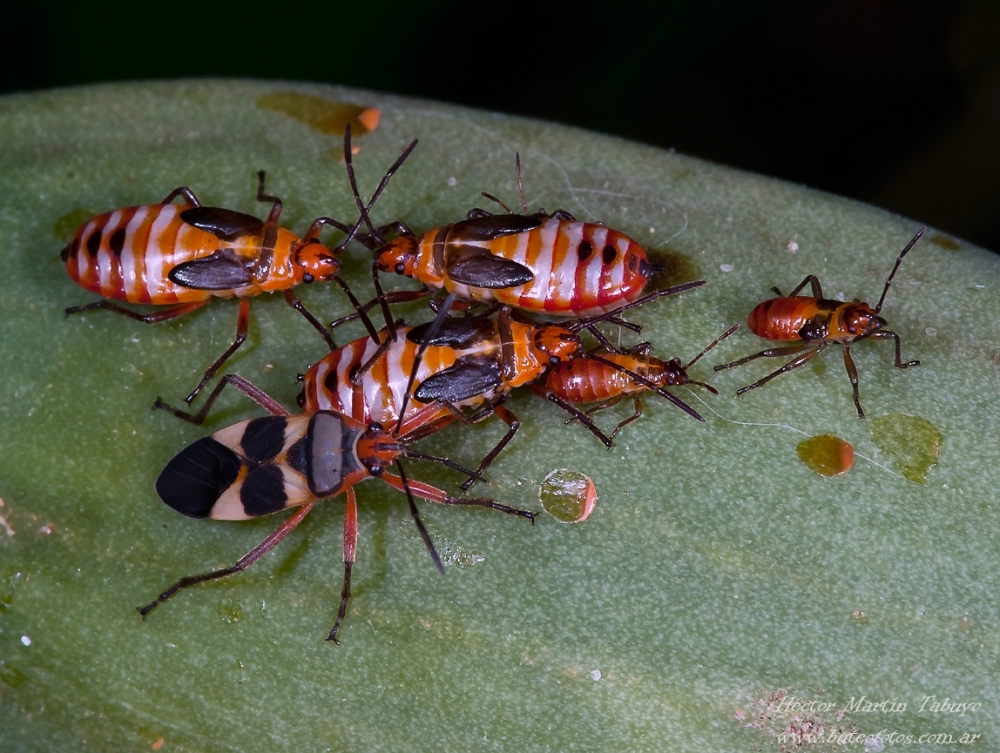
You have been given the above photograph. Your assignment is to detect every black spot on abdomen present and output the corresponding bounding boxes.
[109,227,126,256]
[61,237,79,263]
[577,240,593,261]
[602,245,617,265]
[86,229,101,256]
[324,368,339,396]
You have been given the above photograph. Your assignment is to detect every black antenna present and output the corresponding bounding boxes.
[567,280,706,333]
[395,460,445,576]
[684,323,740,370]
[393,291,459,435]
[875,227,924,314]
[341,124,418,343]
[514,152,528,214]
[403,449,485,483]
[583,352,706,422]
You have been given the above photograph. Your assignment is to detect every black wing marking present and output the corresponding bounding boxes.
[180,207,265,241]
[445,246,534,288]
[155,436,243,519]
[168,248,255,290]
[449,213,542,241]
[414,359,502,404]
[406,316,495,348]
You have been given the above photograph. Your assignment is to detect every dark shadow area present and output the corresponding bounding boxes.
[4,0,999,250]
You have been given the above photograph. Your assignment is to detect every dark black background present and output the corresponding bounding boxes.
[5,0,999,250]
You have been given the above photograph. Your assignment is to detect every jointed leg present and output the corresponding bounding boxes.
[185,299,251,403]
[544,392,614,449]
[380,470,536,522]
[842,345,865,418]
[255,170,284,226]
[714,343,810,371]
[607,397,644,439]
[458,403,519,491]
[284,290,336,350]
[786,274,824,298]
[161,186,201,206]
[564,395,644,441]
[65,299,208,323]
[867,329,920,368]
[330,289,429,331]
[154,373,289,424]
[327,488,358,644]
[735,345,826,396]
[137,499,318,620]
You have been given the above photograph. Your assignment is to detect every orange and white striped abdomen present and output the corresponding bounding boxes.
[434,217,653,316]
[301,329,483,426]
[747,296,821,341]
[62,203,302,304]
[492,219,651,315]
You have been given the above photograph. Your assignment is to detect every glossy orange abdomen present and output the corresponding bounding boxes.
[540,356,635,403]
[747,296,820,341]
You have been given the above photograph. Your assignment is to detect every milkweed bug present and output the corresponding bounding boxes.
[713,228,924,417]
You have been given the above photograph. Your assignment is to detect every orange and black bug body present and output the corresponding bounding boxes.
[297,312,583,487]
[359,153,671,317]
[373,211,658,316]
[141,395,535,643]
[299,315,582,421]
[160,309,589,489]
[61,174,350,401]
[714,228,924,418]
[62,133,415,403]
[535,324,739,441]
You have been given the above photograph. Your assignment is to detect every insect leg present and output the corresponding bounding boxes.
[185,299,251,403]
[569,395,628,423]
[714,343,810,371]
[153,373,289,424]
[562,394,645,440]
[585,325,641,353]
[607,397,645,440]
[787,275,824,298]
[255,170,284,225]
[457,403,520,491]
[64,299,208,323]
[588,317,644,337]
[842,345,865,418]
[137,499,318,620]
[160,186,201,206]
[866,330,920,369]
[543,392,614,449]
[382,468,536,522]
[734,345,826,396]
[282,290,337,349]
[327,487,358,644]
[329,289,430,331]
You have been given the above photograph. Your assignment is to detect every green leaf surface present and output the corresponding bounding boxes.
[1,80,997,752]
